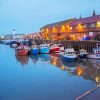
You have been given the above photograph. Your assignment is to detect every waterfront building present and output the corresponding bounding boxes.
[27,32,42,40]
[40,11,100,40]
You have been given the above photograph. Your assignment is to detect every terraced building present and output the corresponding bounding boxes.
[40,11,100,40]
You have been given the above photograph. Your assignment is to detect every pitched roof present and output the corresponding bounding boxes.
[40,18,76,29]
[70,15,100,26]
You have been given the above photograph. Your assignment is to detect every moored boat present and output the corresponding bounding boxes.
[87,47,100,59]
[16,44,29,56]
[30,44,39,55]
[60,48,77,61]
[50,44,60,53]
[79,49,88,58]
[10,40,20,48]
[58,44,64,52]
[39,44,50,54]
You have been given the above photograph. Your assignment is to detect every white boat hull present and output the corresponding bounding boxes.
[87,54,100,59]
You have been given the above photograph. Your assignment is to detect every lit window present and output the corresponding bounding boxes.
[83,24,86,28]
[97,21,100,27]
[70,27,72,30]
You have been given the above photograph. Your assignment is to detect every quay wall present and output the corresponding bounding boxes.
[30,39,100,53]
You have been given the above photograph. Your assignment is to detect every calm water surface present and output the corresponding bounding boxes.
[0,44,100,100]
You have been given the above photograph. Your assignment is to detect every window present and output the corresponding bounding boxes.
[90,23,95,28]
[83,24,86,28]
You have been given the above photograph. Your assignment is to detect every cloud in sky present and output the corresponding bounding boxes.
[0,0,100,34]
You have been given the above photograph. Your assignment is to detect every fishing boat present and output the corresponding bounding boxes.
[60,48,77,61]
[79,49,88,58]
[58,44,64,52]
[16,44,29,56]
[10,40,20,48]
[23,39,30,46]
[87,47,100,59]
[50,44,60,53]
[30,44,39,55]
[39,44,50,54]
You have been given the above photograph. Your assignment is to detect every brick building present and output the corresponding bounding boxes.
[40,11,100,40]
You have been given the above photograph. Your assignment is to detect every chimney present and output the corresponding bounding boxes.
[79,14,82,19]
[93,10,96,16]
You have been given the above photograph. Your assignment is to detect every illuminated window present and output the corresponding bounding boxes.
[97,21,100,27]
[61,25,66,32]
[83,24,86,28]
[66,25,70,31]
[78,24,83,31]
[70,27,72,30]
[46,28,49,33]
[52,27,57,33]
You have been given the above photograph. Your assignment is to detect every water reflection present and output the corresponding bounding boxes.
[75,59,100,85]
[15,55,29,66]
[50,53,67,71]
[15,53,100,85]
[39,54,50,62]
[30,55,39,64]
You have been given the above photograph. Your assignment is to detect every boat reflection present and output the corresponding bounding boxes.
[15,52,100,85]
[39,54,50,62]
[30,55,39,64]
[50,53,67,71]
[15,55,29,66]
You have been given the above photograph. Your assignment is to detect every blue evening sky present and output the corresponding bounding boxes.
[0,0,100,34]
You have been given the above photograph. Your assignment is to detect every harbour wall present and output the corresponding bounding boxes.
[30,39,100,53]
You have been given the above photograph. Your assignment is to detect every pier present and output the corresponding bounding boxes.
[30,39,100,53]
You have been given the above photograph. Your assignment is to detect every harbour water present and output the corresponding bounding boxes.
[0,44,100,100]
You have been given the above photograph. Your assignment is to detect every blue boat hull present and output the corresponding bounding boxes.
[31,48,39,55]
[40,47,50,54]
[61,55,77,62]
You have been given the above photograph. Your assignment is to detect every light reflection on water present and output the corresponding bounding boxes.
[0,45,100,100]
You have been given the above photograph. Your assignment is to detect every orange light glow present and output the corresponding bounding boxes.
[45,28,49,39]
[52,59,57,66]
[52,27,57,33]
[66,25,70,31]
[76,66,84,76]
[78,24,83,31]
[61,25,66,32]
[46,28,49,33]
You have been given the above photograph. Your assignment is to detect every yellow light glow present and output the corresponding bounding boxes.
[66,25,70,31]
[46,28,49,33]
[61,25,66,32]
[97,21,100,27]
[53,61,56,66]
[45,28,49,39]
[61,65,65,70]
[78,24,83,31]
[52,27,57,33]
[95,76,100,83]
